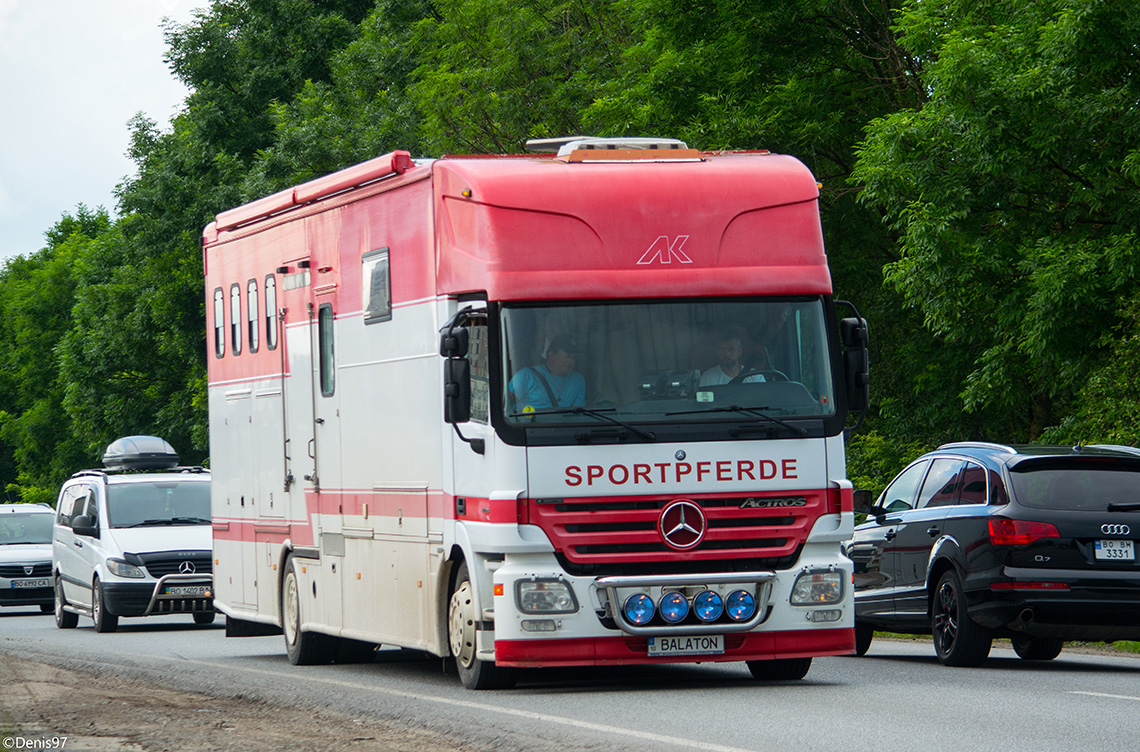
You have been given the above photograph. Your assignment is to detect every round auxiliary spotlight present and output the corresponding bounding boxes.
[659,592,689,623]
[693,590,724,622]
[624,593,655,625]
[726,589,757,622]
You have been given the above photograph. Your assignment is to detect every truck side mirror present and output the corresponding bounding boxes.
[443,358,471,424]
[852,490,873,515]
[440,325,469,358]
[840,316,870,412]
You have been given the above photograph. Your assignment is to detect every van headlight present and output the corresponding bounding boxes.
[106,558,145,579]
[790,571,844,605]
[516,579,578,614]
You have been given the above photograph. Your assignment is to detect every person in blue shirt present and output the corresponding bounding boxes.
[508,334,586,412]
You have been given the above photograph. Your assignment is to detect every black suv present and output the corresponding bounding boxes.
[847,442,1140,666]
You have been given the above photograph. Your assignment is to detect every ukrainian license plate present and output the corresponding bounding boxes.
[1095,539,1134,561]
[11,578,49,589]
[647,634,725,657]
[165,585,210,597]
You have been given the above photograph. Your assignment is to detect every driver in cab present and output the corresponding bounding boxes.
[508,334,586,411]
[699,331,765,386]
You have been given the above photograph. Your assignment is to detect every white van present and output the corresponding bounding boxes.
[52,436,213,632]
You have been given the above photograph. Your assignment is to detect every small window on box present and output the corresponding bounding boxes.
[213,287,225,358]
[362,248,391,324]
[247,279,260,353]
[318,303,335,396]
[265,275,278,350]
[230,283,242,355]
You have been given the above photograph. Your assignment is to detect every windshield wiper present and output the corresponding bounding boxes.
[667,404,807,437]
[124,516,211,528]
[512,406,656,442]
[1107,502,1140,512]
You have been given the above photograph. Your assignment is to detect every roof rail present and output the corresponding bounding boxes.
[937,441,1017,454]
[1086,444,1140,458]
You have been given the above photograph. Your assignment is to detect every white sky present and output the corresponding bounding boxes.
[0,0,204,260]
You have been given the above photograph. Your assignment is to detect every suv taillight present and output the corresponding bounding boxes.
[988,519,1060,546]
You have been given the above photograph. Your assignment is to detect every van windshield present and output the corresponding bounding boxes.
[500,298,836,426]
[0,513,53,544]
[106,481,212,528]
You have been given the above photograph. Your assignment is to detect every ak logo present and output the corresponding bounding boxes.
[637,235,692,265]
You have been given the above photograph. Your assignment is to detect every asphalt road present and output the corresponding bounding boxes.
[1,607,1138,752]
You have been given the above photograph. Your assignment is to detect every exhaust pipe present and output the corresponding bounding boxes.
[1019,607,1035,623]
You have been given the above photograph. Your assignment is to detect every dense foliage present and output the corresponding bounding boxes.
[1,0,1136,502]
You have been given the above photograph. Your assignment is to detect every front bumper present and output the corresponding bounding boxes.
[101,575,215,617]
[0,586,52,607]
[496,628,854,667]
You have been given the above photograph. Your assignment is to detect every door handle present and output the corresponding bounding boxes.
[927,526,941,537]
[884,529,897,541]
[73,540,83,548]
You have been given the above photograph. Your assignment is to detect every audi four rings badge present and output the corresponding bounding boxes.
[1101,524,1131,536]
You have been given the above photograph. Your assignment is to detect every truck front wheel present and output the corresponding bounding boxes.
[448,561,515,690]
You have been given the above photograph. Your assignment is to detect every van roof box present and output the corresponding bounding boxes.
[102,436,180,471]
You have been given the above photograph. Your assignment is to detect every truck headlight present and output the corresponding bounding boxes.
[106,558,145,579]
[516,579,578,614]
[790,571,844,605]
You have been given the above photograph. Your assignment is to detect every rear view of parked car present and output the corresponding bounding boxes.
[847,442,1140,666]
[0,503,55,613]
[53,436,214,632]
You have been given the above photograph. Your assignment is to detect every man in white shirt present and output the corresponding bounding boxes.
[699,333,766,386]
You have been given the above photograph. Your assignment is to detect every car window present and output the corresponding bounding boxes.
[68,486,89,526]
[57,487,78,526]
[878,459,931,512]
[1009,461,1140,511]
[917,459,965,509]
[106,481,211,528]
[957,462,987,505]
[0,512,53,544]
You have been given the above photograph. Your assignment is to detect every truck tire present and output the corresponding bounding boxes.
[746,657,812,681]
[448,561,515,690]
[282,557,335,665]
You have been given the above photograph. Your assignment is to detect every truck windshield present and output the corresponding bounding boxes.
[501,298,835,426]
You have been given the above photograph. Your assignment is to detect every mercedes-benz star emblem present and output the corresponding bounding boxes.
[178,561,197,575]
[659,499,707,550]
[1101,523,1131,536]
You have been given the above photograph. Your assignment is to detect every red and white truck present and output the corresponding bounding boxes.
[203,137,870,688]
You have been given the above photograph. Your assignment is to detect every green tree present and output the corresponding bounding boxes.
[0,208,108,501]
[854,0,1140,441]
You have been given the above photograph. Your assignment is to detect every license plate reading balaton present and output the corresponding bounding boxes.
[165,585,210,597]
[648,635,725,657]
[1095,539,1135,561]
